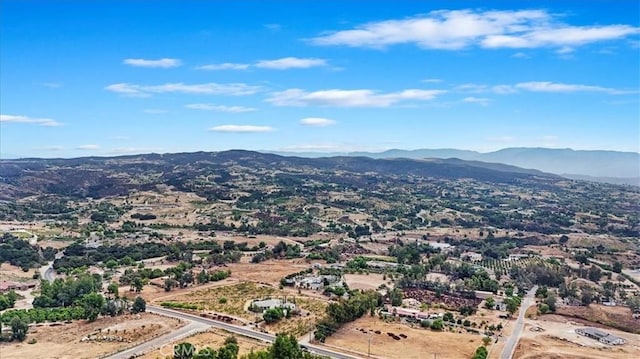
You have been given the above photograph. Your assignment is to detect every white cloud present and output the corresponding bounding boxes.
[1,114,62,126]
[208,125,274,133]
[255,57,327,70]
[107,147,161,155]
[511,52,530,58]
[111,136,130,141]
[105,82,260,97]
[462,96,491,106]
[195,63,250,71]
[265,24,282,31]
[455,81,630,95]
[267,88,445,107]
[42,82,62,88]
[422,78,443,83]
[76,144,100,150]
[36,146,65,151]
[143,109,168,114]
[185,104,257,113]
[514,81,624,94]
[123,58,182,68]
[310,9,639,51]
[300,118,336,127]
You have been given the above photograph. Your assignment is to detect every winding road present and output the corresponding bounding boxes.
[104,306,362,359]
[500,286,538,359]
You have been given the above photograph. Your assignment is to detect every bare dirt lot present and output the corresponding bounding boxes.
[138,328,269,359]
[0,313,183,359]
[323,315,482,359]
[226,259,310,287]
[0,263,37,282]
[556,304,640,334]
[512,314,640,359]
[156,281,328,336]
[343,273,390,291]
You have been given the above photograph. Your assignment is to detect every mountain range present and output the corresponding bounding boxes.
[272,147,640,185]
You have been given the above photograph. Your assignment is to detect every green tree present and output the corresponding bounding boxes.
[430,318,444,331]
[263,307,285,324]
[80,292,105,322]
[270,333,303,359]
[132,296,146,313]
[132,277,145,293]
[10,317,28,341]
[105,259,118,270]
[174,342,196,359]
[472,345,488,359]
[443,312,454,322]
[484,296,495,310]
[389,288,403,306]
[504,297,519,316]
[194,347,216,359]
[107,282,119,298]
[612,261,623,273]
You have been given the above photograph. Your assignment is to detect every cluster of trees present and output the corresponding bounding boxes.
[509,262,567,289]
[0,290,18,311]
[173,334,326,359]
[0,233,47,270]
[315,290,382,342]
[388,241,440,265]
[252,240,302,263]
[535,286,557,314]
[54,240,229,271]
[1,296,145,342]
[197,269,231,284]
[89,202,126,223]
[262,307,289,324]
[34,274,102,308]
[131,212,157,220]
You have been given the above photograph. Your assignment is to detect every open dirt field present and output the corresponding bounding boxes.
[0,313,183,359]
[323,315,483,359]
[556,304,640,333]
[512,314,640,359]
[138,328,270,359]
[226,259,310,286]
[0,263,37,282]
[343,273,390,291]
[156,281,328,336]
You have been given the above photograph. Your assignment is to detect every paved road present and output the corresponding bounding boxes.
[501,286,538,359]
[104,321,208,359]
[105,306,362,359]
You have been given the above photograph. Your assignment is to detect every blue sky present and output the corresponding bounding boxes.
[1,0,639,158]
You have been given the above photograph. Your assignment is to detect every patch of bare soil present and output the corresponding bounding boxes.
[0,313,182,359]
[323,315,481,359]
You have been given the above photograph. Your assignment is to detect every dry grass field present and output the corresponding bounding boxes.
[156,281,328,336]
[343,273,390,291]
[323,315,483,359]
[138,328,269,359]
[0,313,183,359]
[511,314,640,359]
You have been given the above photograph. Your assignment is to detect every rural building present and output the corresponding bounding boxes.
[575,327,626,345]
[251,299,296,312]
[0,280,36,293]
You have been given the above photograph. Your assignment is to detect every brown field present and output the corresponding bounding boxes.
[156,281,327,336]
[0,313,183,359]
[226,259,310,286]
[555,304,640,334]
[323,315,483,359]
[512,314,640,359]
[343,273,390,291]
[138,328,269,359]
[0,263,37,282]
